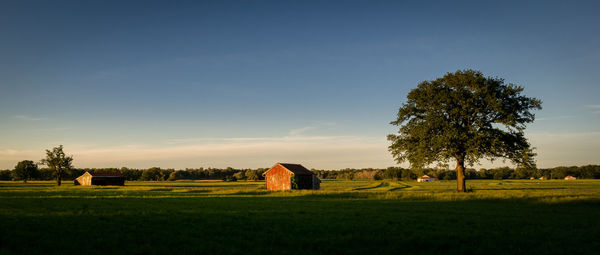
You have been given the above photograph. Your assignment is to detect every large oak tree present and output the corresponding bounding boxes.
[388,70,541,192]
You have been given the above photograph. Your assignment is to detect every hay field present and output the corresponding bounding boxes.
[1,180,599,254]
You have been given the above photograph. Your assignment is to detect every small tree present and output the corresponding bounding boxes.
[40,145,73,186]
[13,160,40,183]
[388,70,541,192]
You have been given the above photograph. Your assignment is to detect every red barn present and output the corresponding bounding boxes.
[263,163,321,190]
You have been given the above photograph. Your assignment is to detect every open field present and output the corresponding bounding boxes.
[1,180,599,254]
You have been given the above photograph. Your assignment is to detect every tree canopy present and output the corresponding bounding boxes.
[388,69,542,192]
[12,160,39,183]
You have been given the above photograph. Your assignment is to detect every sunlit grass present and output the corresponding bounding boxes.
[0,179,599,254]
[1,179,598,202]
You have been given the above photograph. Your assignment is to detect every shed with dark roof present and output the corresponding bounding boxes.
[74,171,125,186]
[263,163,321,190]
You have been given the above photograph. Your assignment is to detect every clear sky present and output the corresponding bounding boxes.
[1,0,599,170]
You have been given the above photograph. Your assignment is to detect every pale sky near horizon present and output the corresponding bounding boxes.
[1,0,599,170]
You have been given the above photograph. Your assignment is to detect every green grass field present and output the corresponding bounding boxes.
[1,180,599,254]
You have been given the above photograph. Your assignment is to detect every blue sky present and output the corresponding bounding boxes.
[1,0,599,169]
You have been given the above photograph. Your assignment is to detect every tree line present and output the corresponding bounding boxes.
[314,165,600,180]
[0,165,271,182]
[2,164,600,182]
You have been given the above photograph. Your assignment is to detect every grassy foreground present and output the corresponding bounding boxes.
[1,180,599,254]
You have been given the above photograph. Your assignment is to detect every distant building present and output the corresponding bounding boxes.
[564,175,577,180]
[263,163,321,190]
[74,171,125,186]
[417,175,436,182]
[539,177,546,180]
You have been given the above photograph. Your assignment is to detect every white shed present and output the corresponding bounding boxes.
[417,175,436,182]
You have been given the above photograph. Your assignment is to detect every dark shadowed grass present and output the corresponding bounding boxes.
[1,180,599,254]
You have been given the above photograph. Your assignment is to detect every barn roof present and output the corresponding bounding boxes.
[278,163,314,175]
[89,172,123,177]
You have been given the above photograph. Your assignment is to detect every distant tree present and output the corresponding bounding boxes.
[373,170,385,180]
[12,160,40,183]
[223,175,237,182]
[400,169,415,180]
[0,169,13,180]
[167,172,177,181]
[40,145,73,186]
[233,171,245,180]
[245,170,259,181]
[550,166,573,179]
[388,70,541,192]
[383,167,400,180]
[580,165,600,179]
[514,166,535,179]
[493,171,504,180]
[141,167,164,181]
[120,167,143,181]
[167,170,189,181]
[38,168,55,180]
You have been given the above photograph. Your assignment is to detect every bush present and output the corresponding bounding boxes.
[223,175,237,182]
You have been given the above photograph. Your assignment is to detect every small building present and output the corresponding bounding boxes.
[74,171,125,186]
[564,175,577,180]
[263,163,321,190]
[539,176,546,180]
[417,175,436,182]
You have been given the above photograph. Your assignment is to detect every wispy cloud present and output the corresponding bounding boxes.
[64,135,392,169]
[13,115,47,121]
[583,105,600,114]
[289,126,316,136]
[31,127,73,132]
[166,135,359,144]
[3,131,599,169]
[313,121,336,126]
[0,149,20,156]
[0,148,39,166]
[536,115,575,121]
[526,132,600,168]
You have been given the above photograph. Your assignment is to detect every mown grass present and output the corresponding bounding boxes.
[1,180,599,254]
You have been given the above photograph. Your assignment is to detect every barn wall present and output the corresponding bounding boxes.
[76,173,92,186]
[83,175,91,186]
[91,177,125,186]
[312,175,321,190]
[296,174,313,189]
[265,165,292,190]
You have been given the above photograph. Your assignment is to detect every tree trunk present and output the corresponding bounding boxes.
[456,156,466,192]
[56,170,62,186]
